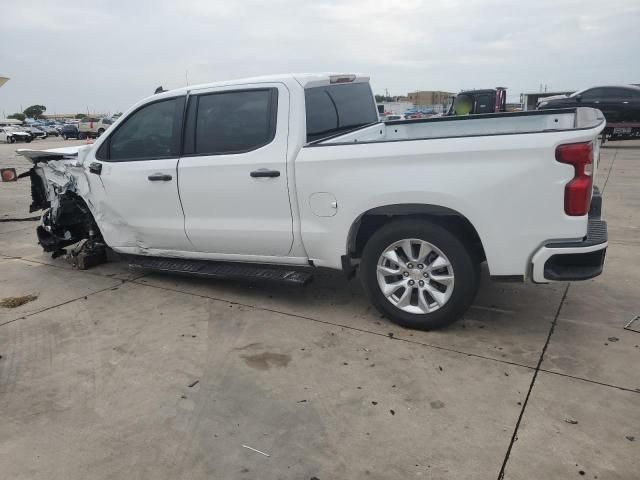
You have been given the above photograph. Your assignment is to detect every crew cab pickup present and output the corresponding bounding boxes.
[17,73,608,330]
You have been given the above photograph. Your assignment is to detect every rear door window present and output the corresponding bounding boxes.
[305,82,378,142]
[602,88,633,99]
[183,89,278,156]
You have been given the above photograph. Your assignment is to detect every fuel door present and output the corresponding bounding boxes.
[309,192,338,217]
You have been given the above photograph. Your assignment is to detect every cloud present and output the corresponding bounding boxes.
[1,0,639,114]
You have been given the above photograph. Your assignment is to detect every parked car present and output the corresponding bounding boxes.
[78,117,113,139]
[21,126,47,139]
[0,126,32,143]
[40,125,60,137]
[17,73,608,331]
[538,85,640,141]
[381,114,404,121]
[60,124,80,140]
[12,126,38,140]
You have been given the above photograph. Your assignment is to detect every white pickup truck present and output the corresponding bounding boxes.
[17,73,608,330]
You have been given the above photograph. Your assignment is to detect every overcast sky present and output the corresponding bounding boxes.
[1,0,639,116]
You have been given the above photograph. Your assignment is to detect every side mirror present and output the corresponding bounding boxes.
[89,162,102,175]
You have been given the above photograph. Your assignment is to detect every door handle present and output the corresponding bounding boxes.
[250,169,280,178]
[148,173,172,181]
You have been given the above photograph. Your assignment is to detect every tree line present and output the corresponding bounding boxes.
[7,105,95,121]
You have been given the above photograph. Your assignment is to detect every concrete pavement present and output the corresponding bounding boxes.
[1,137,638,479]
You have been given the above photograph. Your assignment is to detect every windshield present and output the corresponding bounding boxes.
[570,88,590,98]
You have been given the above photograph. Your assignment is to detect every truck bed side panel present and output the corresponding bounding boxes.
[295,126,604,276]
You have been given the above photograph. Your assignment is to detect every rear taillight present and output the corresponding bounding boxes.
[555,142,593,216]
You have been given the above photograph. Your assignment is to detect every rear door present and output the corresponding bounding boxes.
[604,88,636,123]
[631,90,640,123]
[600,88,632,123]
[177,83,293,256]
[581,88,622,122]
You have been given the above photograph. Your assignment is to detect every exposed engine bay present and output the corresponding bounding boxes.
[18,147,107,269]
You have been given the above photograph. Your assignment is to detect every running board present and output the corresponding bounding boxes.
[127,255,313,286]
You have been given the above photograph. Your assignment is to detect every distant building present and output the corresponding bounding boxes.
[407,90,454,106]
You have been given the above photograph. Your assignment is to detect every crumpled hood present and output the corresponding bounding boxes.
[17,145,92,164]
[16,145,95,218]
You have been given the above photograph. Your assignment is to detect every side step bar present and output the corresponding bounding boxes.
[127,255,313,286]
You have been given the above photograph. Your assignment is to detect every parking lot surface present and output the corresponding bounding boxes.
[1,137,638,479]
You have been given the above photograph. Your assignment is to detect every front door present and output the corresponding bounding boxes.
[87,95,192,251]
[177,83,293,256]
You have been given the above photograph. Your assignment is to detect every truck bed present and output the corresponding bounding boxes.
[315,108,604,145]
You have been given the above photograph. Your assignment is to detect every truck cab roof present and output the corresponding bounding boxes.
[152,73,369,98]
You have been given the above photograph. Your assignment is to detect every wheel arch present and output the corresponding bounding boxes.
[343,203,486,275]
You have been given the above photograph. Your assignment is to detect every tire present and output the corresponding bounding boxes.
[360,219,480,331]
[78,132,86,140]
[97,128,105,137]
[63,134,68,140]
[25,137,32,143]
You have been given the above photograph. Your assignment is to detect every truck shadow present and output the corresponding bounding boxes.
[133,262,566,367]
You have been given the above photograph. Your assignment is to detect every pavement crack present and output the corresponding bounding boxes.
[0,272,144,328]
[497,283,570,480]
[537,369,640,394]
[0,216,40,223]
[600,146,618,195]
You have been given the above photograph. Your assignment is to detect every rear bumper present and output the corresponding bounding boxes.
[531,189,607,283]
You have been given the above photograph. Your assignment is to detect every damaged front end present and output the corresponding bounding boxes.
[18,147,107,269]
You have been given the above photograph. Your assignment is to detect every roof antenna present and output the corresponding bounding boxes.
[154,86,166,94]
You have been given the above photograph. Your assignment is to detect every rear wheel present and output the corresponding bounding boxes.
[360,219,480,330]
[62,134,68,140]
[78,132,86,140]
[97,128,105,137]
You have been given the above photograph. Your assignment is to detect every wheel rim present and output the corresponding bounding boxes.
[376,238,455,314]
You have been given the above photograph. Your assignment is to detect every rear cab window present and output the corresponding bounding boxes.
[304,82,378,142]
